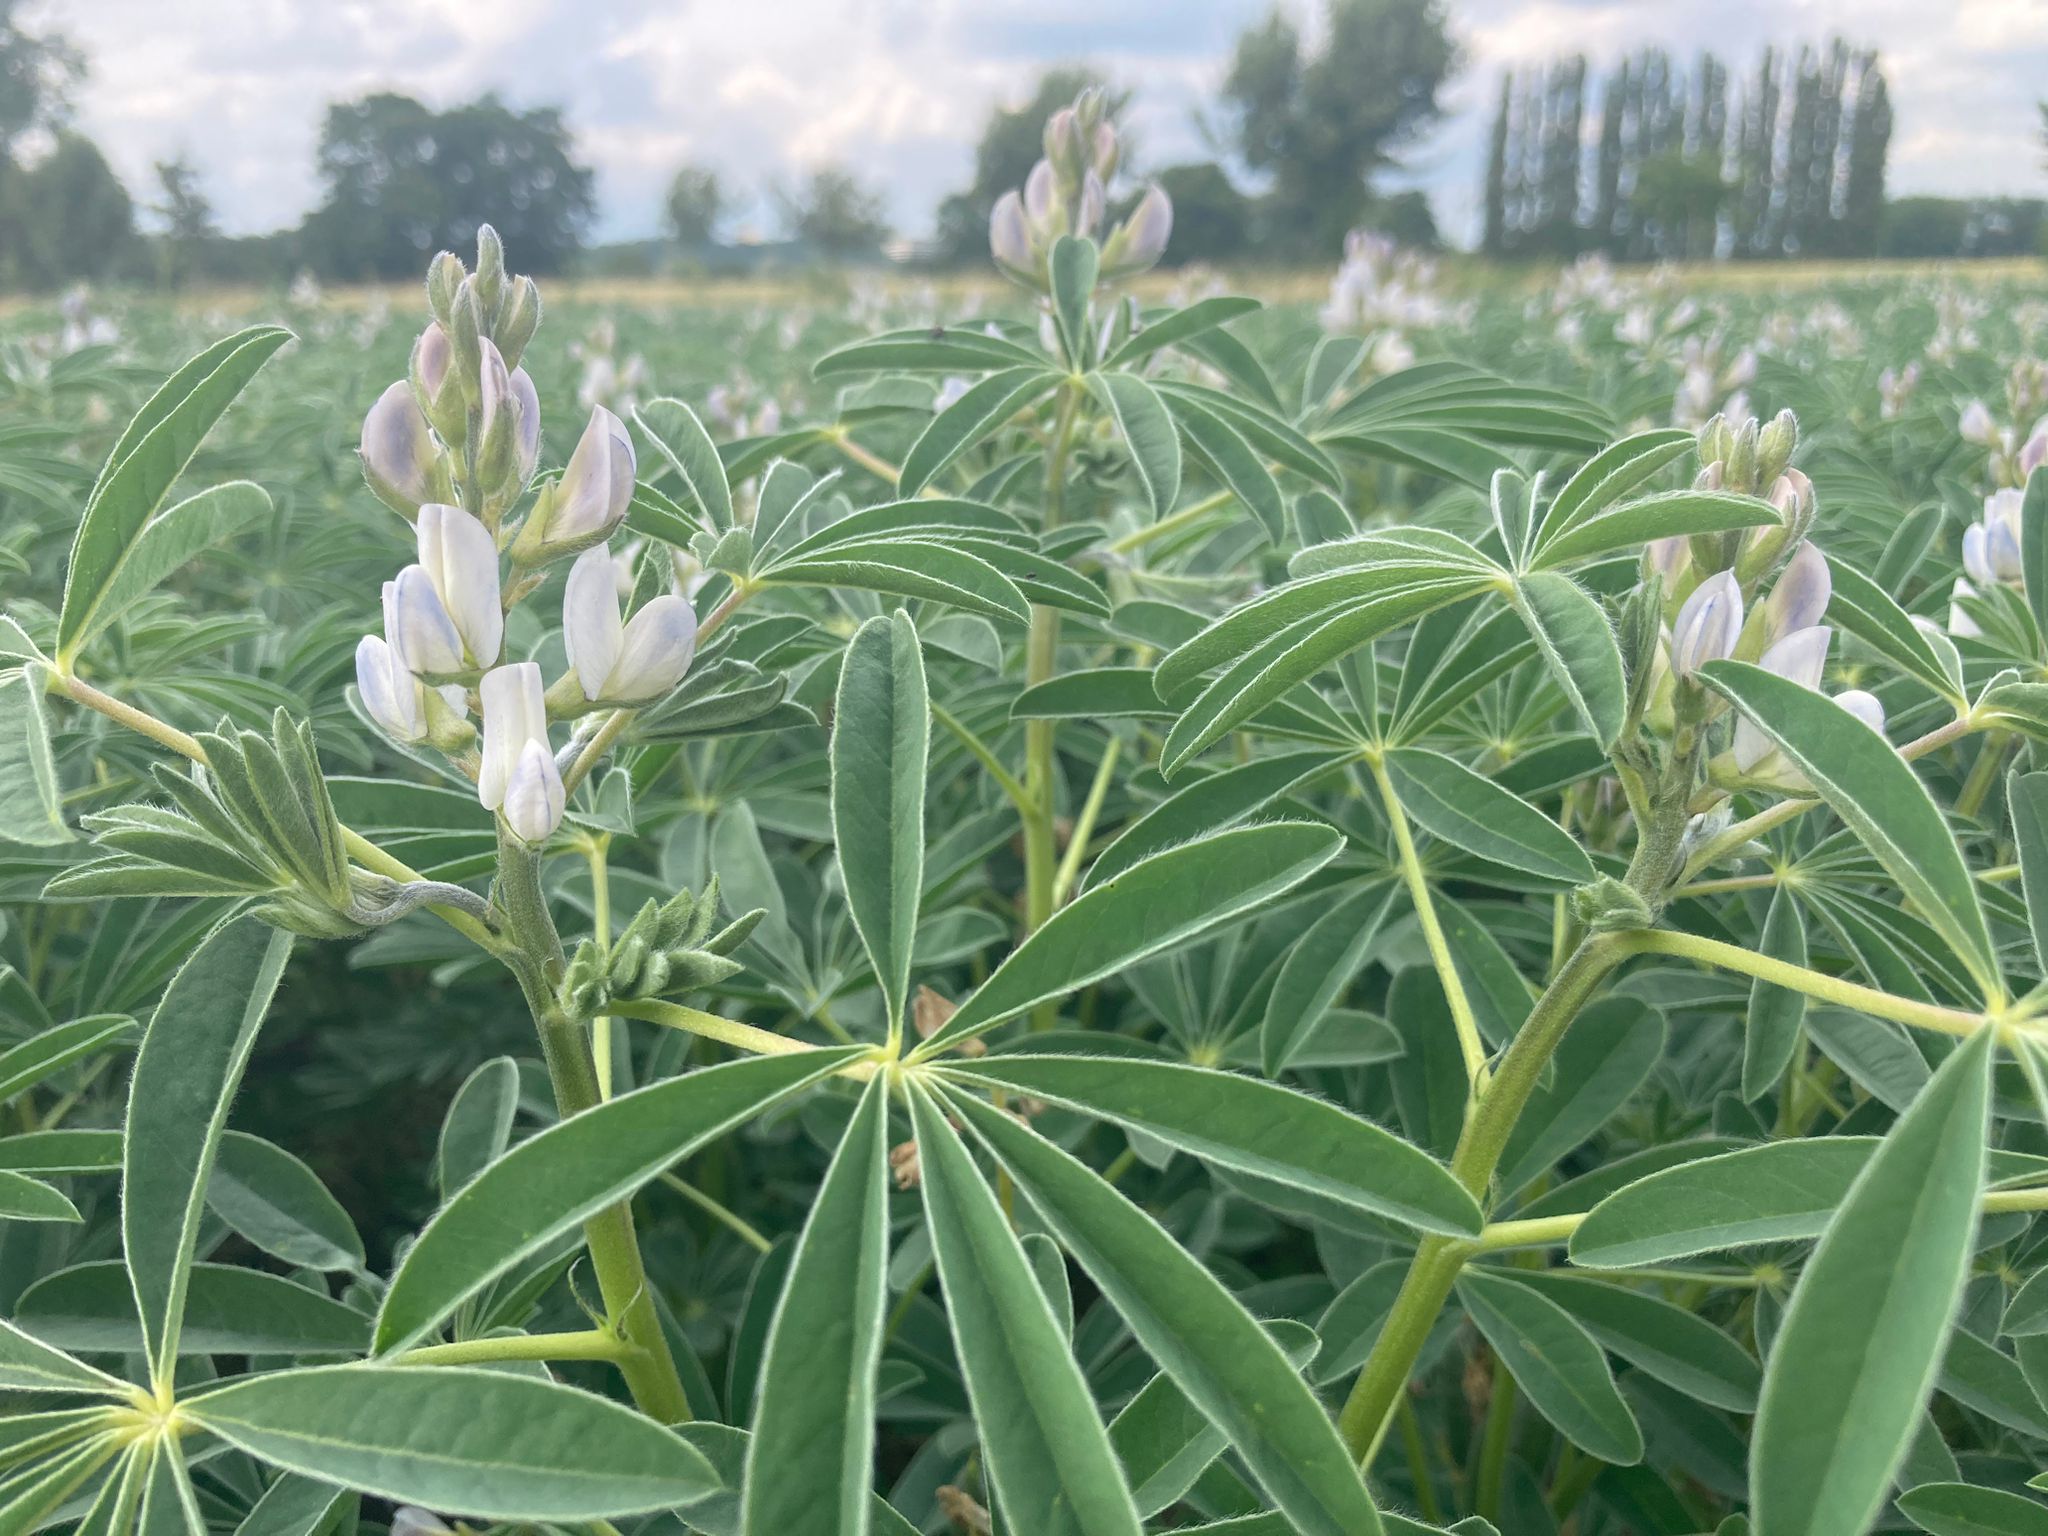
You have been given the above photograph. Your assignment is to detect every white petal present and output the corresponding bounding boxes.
[606,594,698,701]
[417,503,503,668]
[478,661,548,810]
[1758,624,1831,692]
[355,635,423,742]
[502,738,565,842]
[388,565,464,676]
[1765,542,1830,638]
[563,545,624,701]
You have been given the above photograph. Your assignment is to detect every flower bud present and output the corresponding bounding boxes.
[990,190,1036,283]
[415,503,503,669]
[1671,570,1742,678]
[478,661,551,813]
[473,337,518,490]
[1075,170,1106,240]
[502,738,565,843]
[496,275,542,371]
[1960,399,1997,445]
[1835,688,1886,735]
[1761,540,1831,640]
[1724,418,1760,495]
[1966,487,2026,585]
[409,324,465,444]
[426,253,464,328]
[360,382,441,517]
[474,223,507,322]
[1643,535,1691,589]
[1102,185,1172,278]
[515,406,635,562]
[511,366,542,485]
[449,281,486,403]
[1044,108,1080,176]
[1024,159,1057,232]
[1757,408,1798,484]
[1091,119,1119,181]
[562,544,698,703]
[1733,625,1831,772]
[384,567,465,679]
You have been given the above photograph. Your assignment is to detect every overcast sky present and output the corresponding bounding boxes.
[53,0,2048,250]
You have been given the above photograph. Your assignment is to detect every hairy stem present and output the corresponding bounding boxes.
[399,1328,633,1368]
[1023,383,1082,1029]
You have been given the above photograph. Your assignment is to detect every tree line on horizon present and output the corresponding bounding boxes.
[0,0,2041,296]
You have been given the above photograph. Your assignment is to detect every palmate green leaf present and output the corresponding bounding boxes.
[208,1130,364,1272]
[1527,427,1696,557]
[675,1424,923,1536]
[1262,882,1399,1077]
[916,822,1342,1053]
[0,1169,79,1221]
[0,668,71,846]
[1745,884,1810,1101]
[1507,1270,1760,1412]
[17,1260,367,1356]
[58,325,291,666]
[0,1315,130,1397]
[636,397,734,531]
[1089,748,1347,889]
[1700,660,2001,1000]
[1170,393,1285,542]
[1011,668,1171,720]
[1109,1319,1318,1516]
[0,1435,122,1532]
[831,613,927,1035]
[436,1055,519,1199]
[58,481,272,656]
[1898,1482,2048,1536]
[1825,556,1965,704]
[1104,297,1261,370]
[906,1084,1142,1536]
[1513,571,1627,748]
[233,1472,355,1536]
[1750,1026,1993,1536]
[813,325,1048,378]
[943,1086,1384,1536]
[1570,1136,1884,1267]
[765,497,1032,565]
[1050,236,1099,367]
[743,1076,891,1536]
[1456,1267,1642,1464]
[0,1013,137,1102]
[1089,371,1182,519]
[944,1054,1480,1237]
[1528,489,1776,570]
[763,538,1031,625]
[899,368,1060,495]
[123,918,294,1386]
[1382,747,1594,885]
[375,1047,861,1353]
[185,1365,721,1520]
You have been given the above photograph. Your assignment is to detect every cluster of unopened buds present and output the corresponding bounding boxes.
[988,87,1171,292]
[1958,397,2048,491]
[353,227,698,846]
[1640,410,1885,793]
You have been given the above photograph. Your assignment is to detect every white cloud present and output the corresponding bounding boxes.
[42,0,2048,248]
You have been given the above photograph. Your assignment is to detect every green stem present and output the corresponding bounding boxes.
[1395,1397,1444,1524]
[398,1329,632,1368]
[1103,486,1233,556]
[932,702,1033,814]
[1370,753,1489,1088]
[1473,1358,1516,1521]
[496,832,695,1425]
[660,1170,772,1253]
[1053,733,1121,904]
[1957,729,2013,820]
[614,997,877,1076]
[585,833,615,1098]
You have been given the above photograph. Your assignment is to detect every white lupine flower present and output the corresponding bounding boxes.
[1644,535,1690,587]
[385,568,465,678]
[478,662,550,812]
[360,381,438,511]
[1735,626,1832,772]
[511,366,542,482]
[477,337,511,444]
[563,544,699,703]
[550,406,636,546]
[502,738,565,843]
[1762,541,1831,641]
[1960,399,1997,444]
[990,191,1033,278]
[415,504,503,669]
[1950,577,1984,639]
[1835,688,1887,734]
[356,635,425,742]
[1964,487,2025,586]
[1671,570,1743,678]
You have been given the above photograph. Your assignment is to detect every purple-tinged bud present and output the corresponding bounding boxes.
[1671,569,1743,678]
[1762,540,1830,640]
[990,190,1036,283]
[1091,120,1119,181]
[2024,428,2048,481]
[415,504,503,669]
[1960,399,1997,445]
[510,366,541,485]
[478,661,550,814]
[516,406,635,562]
[360,382,440,517]
[1643,535,1691,588]
[1102,185,1172,278]
[1075,171,1106,240]
[1024,159,1057,232]
[1044,108,1080,174]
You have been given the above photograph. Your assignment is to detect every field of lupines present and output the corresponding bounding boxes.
[7,92,2048,1536]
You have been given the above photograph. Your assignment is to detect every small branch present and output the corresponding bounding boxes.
[396,1329,635,1368]
[932,702,1034,814]
[829,429,903,486]
[659,1171,773,1253]
[1053,733,1122,904]
[612,998,881,1079]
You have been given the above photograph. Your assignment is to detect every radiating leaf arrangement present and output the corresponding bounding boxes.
[10,85,2048,1536]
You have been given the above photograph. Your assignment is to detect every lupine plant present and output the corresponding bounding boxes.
[8,93,2048,1536]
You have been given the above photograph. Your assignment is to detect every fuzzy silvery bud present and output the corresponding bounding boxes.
[1101,185,1172,278]
[478,661,552,816]
[496,276,542,371]
[990,190,1035,282]
[1025,159,1057,232]
[385,569,465,679]
[511,366,542,485]
[515,406,635,563]
[1724,418,1760,495]
[1734,625,1831,772]
[1091,120,1119,181]
[360,382,441,517]
[426,253,464,328]
[1044,108,1080,175]
[1757,409,1798,485]
[474,223,507,321]
[415,503,503,669]
[562,544,698,704]
[409,324,465,444]
[1960,399,1998,445]
[1075,171,1106,240]
[474,338,519,491]
[1671,570,1743,678]
[449,281,486,401]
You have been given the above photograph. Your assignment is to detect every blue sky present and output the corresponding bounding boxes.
[54,0,2048,250]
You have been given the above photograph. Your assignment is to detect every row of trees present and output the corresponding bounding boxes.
[1481,40,1892,261]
